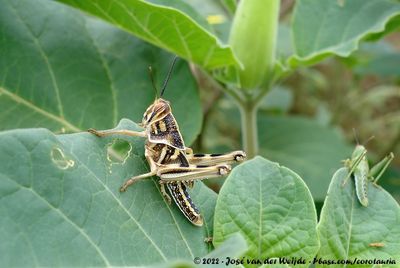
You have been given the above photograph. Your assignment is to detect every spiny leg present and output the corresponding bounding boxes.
[185,150,246,166]
[341,149,367,187]
[159,183,172,205]
[158,164,231,183]
[370,152,394,184]
[88,128,146,138]
[119,171,157,192]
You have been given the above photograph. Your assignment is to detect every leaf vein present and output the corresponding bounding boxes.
[0,86,81,132]
[9,2,65,118]
[65,141,169,261]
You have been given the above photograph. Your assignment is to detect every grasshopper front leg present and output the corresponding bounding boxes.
[119,154,158,192]
[119,170,157,192]
[341,148,367,187]
[88,128,146,138]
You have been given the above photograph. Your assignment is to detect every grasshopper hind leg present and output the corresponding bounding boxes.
[185,150,246,166]
[370,152,394,184]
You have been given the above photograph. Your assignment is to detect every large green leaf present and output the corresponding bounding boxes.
[144,233,248,268]
[317,168,400,267]
[178,0,233,43]
[213,157,319,267]
[290,0,400,66]
[202,101,352,201]
[0,119,217,266]
[258,115,353,201]
[0,0,202,145]
[56,0,238,69]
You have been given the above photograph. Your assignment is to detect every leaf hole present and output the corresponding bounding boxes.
[51,147,75,169]
[107,139,132,164]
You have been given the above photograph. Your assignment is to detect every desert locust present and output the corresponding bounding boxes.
[88,57,246,226]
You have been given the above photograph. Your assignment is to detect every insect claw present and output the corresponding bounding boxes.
[119,186,127,192]
[204,237,213,243]
[87,128,103,137]
[164,195,172,205]
[341,177,349,187]
[372,182,380,189]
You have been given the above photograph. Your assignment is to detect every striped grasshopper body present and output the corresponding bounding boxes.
[342,145,394,207]
[88,60,246,226]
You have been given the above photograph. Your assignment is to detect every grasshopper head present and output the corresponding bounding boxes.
[352,145,366,160]
[141,98,171,128]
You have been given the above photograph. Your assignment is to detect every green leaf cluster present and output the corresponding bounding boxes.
[1,0,399,267]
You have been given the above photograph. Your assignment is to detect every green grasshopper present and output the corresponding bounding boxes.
[342,145,394,207]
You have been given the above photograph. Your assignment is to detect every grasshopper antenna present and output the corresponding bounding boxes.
[148,66,159,99]
[160,56,178,97]
[352,128,360,145]
[364,135,375,146]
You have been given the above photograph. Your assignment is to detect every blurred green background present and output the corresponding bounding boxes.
[1,0,399,207]
[186,0,400,206]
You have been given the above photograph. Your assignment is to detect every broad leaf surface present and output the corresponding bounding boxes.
[290,0,400,66]
[202,102,352,201]
[317,168,400,267]
[207,233,247,259]
[0,119,217,267]
[56,0,238,69]
[258,115,352,201]
[0,0,202,145]
[178,0,233,43]
[213,157,319,268]
[143,233,248,268]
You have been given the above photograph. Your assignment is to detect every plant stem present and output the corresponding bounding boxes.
[225,0,280,158]
[239,100,259,158]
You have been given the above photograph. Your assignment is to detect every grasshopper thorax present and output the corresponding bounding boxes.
[141,98,185,150]
[352,145,366,160]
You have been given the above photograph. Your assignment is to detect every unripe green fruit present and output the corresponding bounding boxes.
[229,0,279,90]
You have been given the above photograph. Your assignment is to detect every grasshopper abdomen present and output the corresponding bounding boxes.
[167,181,203,226]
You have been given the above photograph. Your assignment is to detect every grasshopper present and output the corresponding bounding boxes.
[342,144,394,207]
[88,58,246,226]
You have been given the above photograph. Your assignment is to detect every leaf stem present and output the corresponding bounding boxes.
[239,97,259,158]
